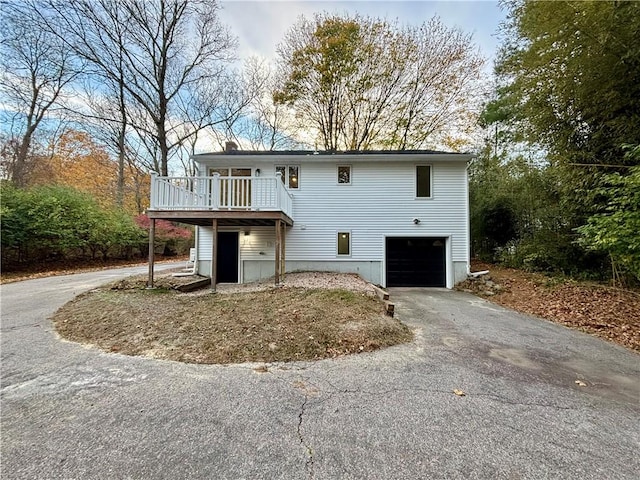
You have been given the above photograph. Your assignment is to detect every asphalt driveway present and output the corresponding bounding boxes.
[1,271,639,479]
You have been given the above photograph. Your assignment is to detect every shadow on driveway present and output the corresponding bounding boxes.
[390,288,640,405]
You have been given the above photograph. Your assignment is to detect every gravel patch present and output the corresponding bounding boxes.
[180,271,378,296]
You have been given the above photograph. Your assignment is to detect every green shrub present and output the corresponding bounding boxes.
[577,147,640,284]
[1,182,148,268]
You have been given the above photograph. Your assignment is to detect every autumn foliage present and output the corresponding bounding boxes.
[0,126,187,271]
[29,130,150,215]
[135,215,193,256]
[0,181,195,270]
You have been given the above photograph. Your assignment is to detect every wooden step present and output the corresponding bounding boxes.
[176,278,211,292]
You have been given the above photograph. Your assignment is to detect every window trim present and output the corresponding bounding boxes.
[337,231,351,256]
[209,167,229,176]
[337,164,352,185]
[208,167,252,177]
[275,164,301,189]
[288,165,299,189]
[415,164,433,199]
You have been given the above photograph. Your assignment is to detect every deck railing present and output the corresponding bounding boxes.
[149,173,294,218]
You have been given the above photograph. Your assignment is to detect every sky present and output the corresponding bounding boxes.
[0,0,509,168]
[218,0,507,68]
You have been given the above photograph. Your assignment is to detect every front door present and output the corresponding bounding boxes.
[231,168,252,207]
[209,167,252,208]
[217,232,239,283]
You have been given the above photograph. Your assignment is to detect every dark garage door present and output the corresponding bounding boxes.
[386,237,446,287]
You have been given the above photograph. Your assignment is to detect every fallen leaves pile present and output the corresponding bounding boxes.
[458,262,640,352]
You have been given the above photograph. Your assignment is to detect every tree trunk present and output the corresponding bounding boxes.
[117,139,125,207]
[13,127,35,187]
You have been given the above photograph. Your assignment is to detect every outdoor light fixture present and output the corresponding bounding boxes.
[255,169,261,177]
[413,218,421,225]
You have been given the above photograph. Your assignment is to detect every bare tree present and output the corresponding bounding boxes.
[37,0,238,176]
[388,19,485,150]
[199,59,298,152]
[73,78,138,207]
[239,59,304,151]
[19,0,140,202]
[274,13,485,151]
[0,1,81,186]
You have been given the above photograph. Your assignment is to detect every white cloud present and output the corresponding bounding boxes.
[219,1,506,64]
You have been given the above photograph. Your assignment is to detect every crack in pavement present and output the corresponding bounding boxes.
[262,369,316,478]
[297,391,315,480]
[271,371,589,431]
[0,323,43,332]
[261,370,592,480]
[318,379,580,411]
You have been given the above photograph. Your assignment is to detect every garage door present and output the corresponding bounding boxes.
[386,237,446,287]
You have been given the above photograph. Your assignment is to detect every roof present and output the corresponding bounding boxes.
[194,149,465,157]
[192,149,474,162]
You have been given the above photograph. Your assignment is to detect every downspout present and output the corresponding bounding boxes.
[465,159,473,275]
[147,218,156,288]
[194,226,199,275]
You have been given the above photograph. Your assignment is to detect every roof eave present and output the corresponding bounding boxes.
[192,151,475,163]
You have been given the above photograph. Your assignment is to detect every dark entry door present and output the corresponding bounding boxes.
[217,232,239,283]
[386,237,446,287]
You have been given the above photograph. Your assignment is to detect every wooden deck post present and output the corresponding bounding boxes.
[147,218,155,288]
[275,219,282,285]
[211,218,218,291]
[281,222,286,282]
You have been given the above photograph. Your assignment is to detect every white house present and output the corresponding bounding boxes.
[146,147,473,289]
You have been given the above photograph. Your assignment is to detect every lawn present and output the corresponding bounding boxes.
[53,275,413,364]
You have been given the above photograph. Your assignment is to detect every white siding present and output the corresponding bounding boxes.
[198,226,277,261]
[196,157,470,286]
[282,161,468,261]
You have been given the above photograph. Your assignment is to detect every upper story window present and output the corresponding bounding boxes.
[416,165,432,198]
[337,165,351,184]
[276,165,300,189]
[209,167,251,177]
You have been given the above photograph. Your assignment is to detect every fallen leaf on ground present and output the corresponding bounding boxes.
[458,261,640,353]
[453,389,466,396]
[575,380,587,387]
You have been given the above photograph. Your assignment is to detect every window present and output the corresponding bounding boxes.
[209,167,251,207]
[337,165,351,184]
[209,167,251,177]
[416,165,432,198]
[337,232,350,255]
[232,168,251,177]
[276,165,300,189]
[288,166,299,189]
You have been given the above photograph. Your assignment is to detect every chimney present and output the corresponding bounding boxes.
[225,141,238,153]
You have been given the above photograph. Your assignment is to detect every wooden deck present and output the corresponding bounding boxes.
[146,176,294,290]
[146,209,293,227]
[149,174,294,222]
